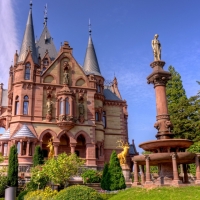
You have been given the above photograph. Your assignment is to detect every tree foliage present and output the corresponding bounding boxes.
[107,151,126,191]
[33,145,44,167]
[101,163,109,190]
[7,145,18,187]
[166,66,198,140]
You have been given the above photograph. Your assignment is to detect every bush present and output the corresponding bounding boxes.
[33,146,44,167]
[24,187,57,200]
[18,190,28,200]
[0,175,7,197]
[53,185,102,200]
[101,163,109,190]
[108,151,126,191]
[81,169,102,183]
[7,145,18,187]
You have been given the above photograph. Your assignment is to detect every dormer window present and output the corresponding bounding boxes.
[43,58,49,66]
[25,63,31,80]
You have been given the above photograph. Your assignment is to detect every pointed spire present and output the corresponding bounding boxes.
[44,4,48,27]
[36,11,57,61]
[18,3,38,64]
[83,21,101,76]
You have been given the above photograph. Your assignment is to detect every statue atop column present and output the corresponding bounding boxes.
[152,34,161,61]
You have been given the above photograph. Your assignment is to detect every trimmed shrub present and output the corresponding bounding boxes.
[81,169,102,183]
[18,190,28,200]
[108,151,126,191]
[101,163,109,190]
[0,175,7,197]
[53,185,102,200]
[33,146,44,167]
[24,187,57,200]
[7,145,18,187]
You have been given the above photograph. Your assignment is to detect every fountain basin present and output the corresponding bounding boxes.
[133,152,196,165]
[139,139,193,151]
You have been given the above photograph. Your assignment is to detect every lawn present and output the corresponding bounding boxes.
[109,186,200,200]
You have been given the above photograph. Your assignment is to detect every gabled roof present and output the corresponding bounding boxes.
[0,129,10,140]
[103,86,121,101]
[83,35,102,76]
[18,8,38,64]
[36,25,57,61]
[12,125,36,139]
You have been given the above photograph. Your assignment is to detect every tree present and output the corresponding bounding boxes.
[166,66,194,139]
[101,163,109,190]
[108,151,126,191]
[33,145,44,167]
[0,154,7,196]
[7,145,18,187]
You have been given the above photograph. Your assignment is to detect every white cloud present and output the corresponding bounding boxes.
[0,0,19,87]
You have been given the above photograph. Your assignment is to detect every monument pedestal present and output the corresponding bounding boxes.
[121,164,132,186]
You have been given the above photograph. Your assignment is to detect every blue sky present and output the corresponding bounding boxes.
[0,0,200,153]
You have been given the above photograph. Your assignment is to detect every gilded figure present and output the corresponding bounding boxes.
[152,34,161,61]
[47,137,54,159]
[117,140,130,165]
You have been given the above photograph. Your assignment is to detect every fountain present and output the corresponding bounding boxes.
[132,34,198,186]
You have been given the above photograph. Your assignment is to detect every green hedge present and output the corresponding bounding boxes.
[81,169,102,183]
[53,185,102,200]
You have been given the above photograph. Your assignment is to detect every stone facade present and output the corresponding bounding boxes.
[0,5,137,169]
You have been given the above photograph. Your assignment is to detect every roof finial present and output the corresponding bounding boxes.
[88,19,92,35]
[44,4,48,26]
[30,0,33,9]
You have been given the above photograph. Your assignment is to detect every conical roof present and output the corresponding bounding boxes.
[36,25,57,60]
[18,8,38,64]
[12,125,36,139]
[83,35,101,76]
[0,129,10,140]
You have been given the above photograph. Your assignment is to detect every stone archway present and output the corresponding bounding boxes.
[41,133,52,158]
[75,134,86,158]
[58,134,70,154]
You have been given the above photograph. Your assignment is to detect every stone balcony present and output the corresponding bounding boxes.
[56,115,77,131]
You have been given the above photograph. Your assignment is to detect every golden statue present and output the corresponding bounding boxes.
[47,137,54,159]
[117,140,130,165]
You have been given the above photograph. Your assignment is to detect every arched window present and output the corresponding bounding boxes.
[95,112,99,121]
[15,96,19,115]
[102,111,106,128]
[43,58,49,66]
[23,95,29,115]
[65,98,70,115]
[60,98,63,114]
[25,63,31,80]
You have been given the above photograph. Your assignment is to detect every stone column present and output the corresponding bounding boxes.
[70,98,73,116]
[32,142,36,156]
[183,164,188,183]
[171,152,181,185]
[26,140,30,156]
[0,142,2,154]
[132,161,140,186]
[70,143,76,154]
[147,61,172,139]
[19,140,22,156]
[53,143,59,157]
[86,143,96,167]
[195,154,200,184]
[145,155,153,185]
[56,99,59,120]
[140,165,145,185]
[63,99,66,115]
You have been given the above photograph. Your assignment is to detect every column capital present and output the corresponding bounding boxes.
[171,152,177,160]
[144,155,150,161]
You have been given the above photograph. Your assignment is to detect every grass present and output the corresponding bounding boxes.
[109,186,200,200]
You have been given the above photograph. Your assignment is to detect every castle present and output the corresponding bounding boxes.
[0,3,137,169]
